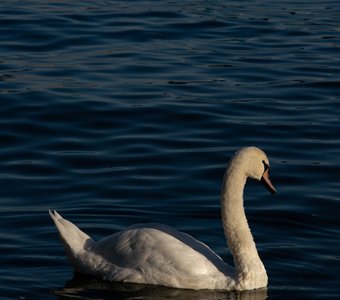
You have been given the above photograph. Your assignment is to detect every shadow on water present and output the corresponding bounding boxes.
[53,274,268,300]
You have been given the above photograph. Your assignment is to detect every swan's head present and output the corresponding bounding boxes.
[232,147,276,194]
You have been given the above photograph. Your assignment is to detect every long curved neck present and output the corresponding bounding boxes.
[221,164,267,289]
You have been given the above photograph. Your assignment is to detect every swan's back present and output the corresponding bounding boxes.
[50,210,234,289]
[91,223,234,289]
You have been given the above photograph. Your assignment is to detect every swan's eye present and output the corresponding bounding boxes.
[262,160,269,171]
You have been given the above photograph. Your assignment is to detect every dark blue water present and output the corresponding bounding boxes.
[1,1,340,299]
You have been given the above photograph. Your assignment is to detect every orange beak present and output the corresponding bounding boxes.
[261,168,276,195]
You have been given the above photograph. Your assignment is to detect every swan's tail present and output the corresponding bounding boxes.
[49,210,94,271]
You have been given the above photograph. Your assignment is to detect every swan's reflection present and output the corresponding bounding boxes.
[53,274,267,300]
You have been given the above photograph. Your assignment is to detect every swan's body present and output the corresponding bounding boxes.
[50,147,276,290]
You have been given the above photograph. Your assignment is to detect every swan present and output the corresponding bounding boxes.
[50,146,276,291]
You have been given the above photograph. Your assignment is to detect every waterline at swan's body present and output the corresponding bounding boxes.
[50,147,276,290]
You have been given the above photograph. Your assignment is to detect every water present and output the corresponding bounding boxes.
[1,0,339,299]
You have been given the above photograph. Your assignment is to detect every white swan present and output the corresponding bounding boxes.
[50,146,276,291]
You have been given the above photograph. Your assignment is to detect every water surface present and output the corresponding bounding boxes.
[1,1,340,299]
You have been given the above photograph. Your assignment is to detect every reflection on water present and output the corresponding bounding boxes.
[54,274,268,300]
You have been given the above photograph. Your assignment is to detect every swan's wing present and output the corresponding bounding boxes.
[92,223,233,281]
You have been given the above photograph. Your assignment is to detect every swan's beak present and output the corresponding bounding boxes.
[261,168,276,195]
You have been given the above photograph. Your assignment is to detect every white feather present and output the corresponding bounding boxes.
[50,146,275,290]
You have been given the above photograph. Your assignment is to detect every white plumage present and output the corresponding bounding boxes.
[50,146,276,290]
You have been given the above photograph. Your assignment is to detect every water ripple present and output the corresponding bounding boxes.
[0,1,340,299]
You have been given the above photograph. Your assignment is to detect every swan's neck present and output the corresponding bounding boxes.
[221,166,268,290]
